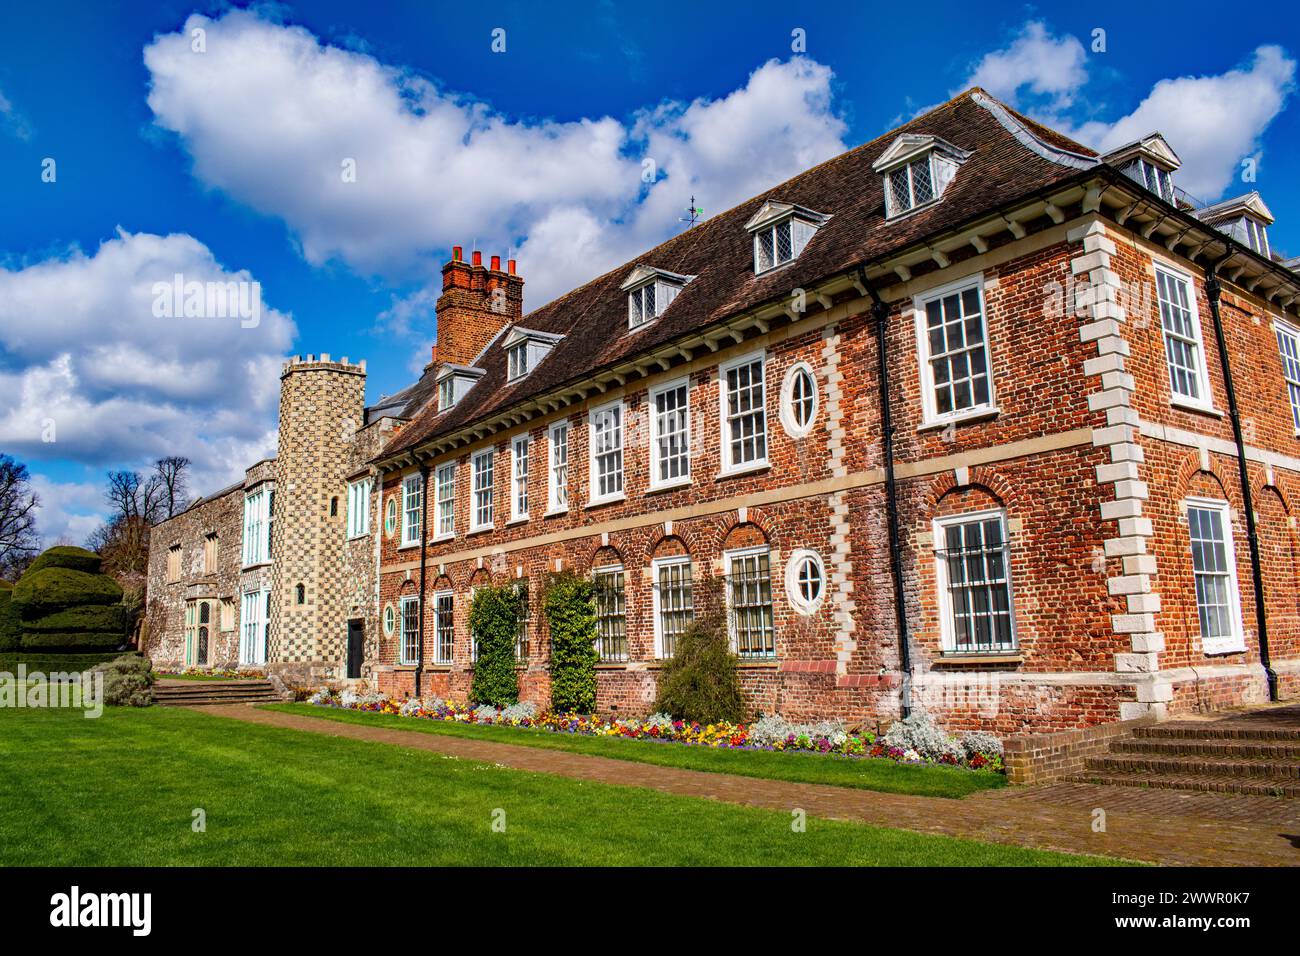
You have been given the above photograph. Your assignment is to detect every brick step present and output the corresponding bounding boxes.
[1068,771,1300,798]
[153,680,284,707]
[1085,752,1299,780]
[1135,723,1300,742]
[1113,736,1300,759]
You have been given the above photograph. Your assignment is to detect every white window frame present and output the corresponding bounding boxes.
[471,448,495,531]
[651,554,693,660]
[400,472,422,548]
[1273,319,1300,435]
[718,350,769,475]
[241,487,271,567]
[593,564,627,662]
[382,603,396,637]
[507,342,529,381]
[547,420,569,514]
[1154,262,1215,412]
[752,218,795,274]
[587,399,625,505]
[434,462,455,539]
[649,376,691,490]
[723,545,777,659]
[932,508,1018,654]
[433,590,455,665]
[239,588,268,665]
[785,549,825,616]
[1185,497,1246,656]
[779,362,819,438]
[510,433,530,521]
[346,478,372,539]
[438,377,455,411]
[885,154,937,218]
[398,594,420,666]
[913,273,997,428]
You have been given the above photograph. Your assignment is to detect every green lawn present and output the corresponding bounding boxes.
[267,702,1003,798]
[0,706,1120,866]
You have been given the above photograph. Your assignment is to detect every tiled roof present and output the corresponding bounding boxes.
[380,88,1097,461]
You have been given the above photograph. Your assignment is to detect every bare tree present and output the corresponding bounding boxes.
[105,469,143,522]
[0,454,39,578]
[153,456,191,519]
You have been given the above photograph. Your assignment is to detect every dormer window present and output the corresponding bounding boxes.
[620,266,694,330]
[435,364,486,412]
[1243,219,1270,256]
[501,327,563,381]
[743,201,828,275]
[1193,192,1275,259]
[873,135,970,220]
[1101,134,1181,206]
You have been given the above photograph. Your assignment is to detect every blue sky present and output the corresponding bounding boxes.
[1,0,1296,542]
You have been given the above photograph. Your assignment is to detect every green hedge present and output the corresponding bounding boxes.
[12,567,123,613]
[19,630,127,650]
[0,651,139,673]
[544,572,598,714]
[654,580,745,725]
[468,585,520,707]
[25,545,103,576]
[0,586,20,653]
[22,604,128,634]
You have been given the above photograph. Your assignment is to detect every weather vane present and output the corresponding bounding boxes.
[679,195,703,227]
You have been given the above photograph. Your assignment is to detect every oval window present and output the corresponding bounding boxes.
[780,363,819,438]
[383,604,396,636]
[786,549,825,614]
[384,497,398,537]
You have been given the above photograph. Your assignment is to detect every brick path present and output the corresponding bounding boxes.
[191,704,1300,866]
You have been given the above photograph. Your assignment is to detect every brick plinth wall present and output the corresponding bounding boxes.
[1003,713,1158,785]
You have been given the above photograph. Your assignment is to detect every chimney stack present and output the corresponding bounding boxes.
[434,247,524,368]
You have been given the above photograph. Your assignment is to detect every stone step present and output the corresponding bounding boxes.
[1069,770,1300,798]
[1086,752,1299,780]
[1135,722,1300,742]
[153,679,284,706]
[1113,736,1300,760]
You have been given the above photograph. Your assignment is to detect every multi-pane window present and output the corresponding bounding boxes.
[1242,218,1270,256]
[508,343,529,380]
[593,566,627,662]
[399,595,420,665]
[1275,323,1300,432]
[1127,158,1176,204]
[920,281,992,421]
[435,463,455,537]
[1156,266,1209,406]
[240,588,268,665]
[548,421,568,512]
[887,156,935,216]
[347,478,371,538]
[167,544,182,582]
[653,557,694,658]
[401,473,422,547]
[628,282,657,328]
[788,550,824,614]
[754,219,793,273]
[589,402,624,501]
[935,511,1016,653]
[1187,501,1244,654]
[511,435,529,519]
[726,549,776,658]
[651,379,690,487]
[438,377,455,411]
[513,581,530,660]
[202,532,218,573]
[472,450,494,529]
[242,487,272,566]
[722,354,767,471]
[434,591,454,664]
[788,366,816,431]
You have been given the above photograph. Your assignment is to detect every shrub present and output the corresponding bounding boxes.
[13,567,123,613]
[544,572,599,714]
[499,700,537,721]
[20,630,127,650]
[25,546,103,576]
[962,731,1004,758]
[85,654,154,707]
[0,585,19,653]
[468,585,519,707]
[21,604,128,634]
[750,714,850,749]
[653,582,745,725]
[882,711,960,761]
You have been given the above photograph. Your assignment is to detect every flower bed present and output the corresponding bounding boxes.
[306,691,1004,773]
[157,667,268,681]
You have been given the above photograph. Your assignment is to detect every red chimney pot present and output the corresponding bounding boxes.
[490,255,501,272]
[507,259,517,275]
[472,250,482,267]
[452,245,462,261]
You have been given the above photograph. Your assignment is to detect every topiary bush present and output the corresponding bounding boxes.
[544,571,599,714]
[0,583,19,653]
[20,630,127,649]
[13,567,123,612]
[21,604,128,634]
[653,579,745,725]
[468,585,520,708]
[84,654,154,707]
[25,545,103,576]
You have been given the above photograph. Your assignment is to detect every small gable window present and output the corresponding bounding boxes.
[621,265,694,330]
[502,327,563,381]
[1101,135,1181,206]
[744,201,828,275]
[508,342,528,380]
[436,365,486,412]
[1193,192,1275,260]
[873,134,970,220]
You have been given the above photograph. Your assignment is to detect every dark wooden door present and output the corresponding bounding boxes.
[346,620,364,679]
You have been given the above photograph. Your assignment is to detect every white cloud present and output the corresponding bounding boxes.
[0,230,292,498]
[143,10,847,306]
[1070,46,1296,199]
[0,87,32,141]
[960,21,1088,112]
[28,475,103,547]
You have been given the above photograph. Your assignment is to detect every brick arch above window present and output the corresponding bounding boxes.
[590,544,624,569]
[432,573,454,591]
[1172,451,1235,505]
[648,534,693,561]
[720,520,770,553]
[922,466,1019,515]
[468,567,493,589]
[1251,469,1296,516]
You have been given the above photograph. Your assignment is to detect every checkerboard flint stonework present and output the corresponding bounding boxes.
[146,88,1300,733]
